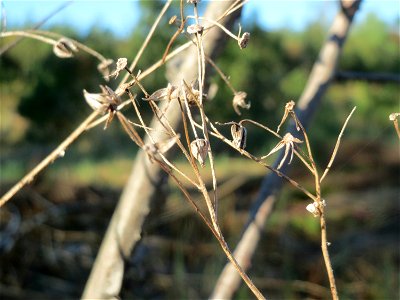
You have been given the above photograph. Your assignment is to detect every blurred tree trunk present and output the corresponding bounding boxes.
[82,1,242,299]
[211,1,362,298]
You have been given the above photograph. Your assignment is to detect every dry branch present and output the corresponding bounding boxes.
[211,1,362,299]
[82,2,243,299]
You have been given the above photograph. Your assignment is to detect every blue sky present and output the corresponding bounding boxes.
[3,0,399,38]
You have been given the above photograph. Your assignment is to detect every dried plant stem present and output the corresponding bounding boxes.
[155,157,265,300]
[189,15,239,41]
[320,211,338,300]
[0,110,100,207]
[204,121,317,201]
[206,55,237,94]
[393,120,400,139]
[320,106,357,182]
[162,0,185,62]
[178,103,264,299]
[293,112,338,300]
[86,99,132,130]
[126,90,198,187]
[120,0,172,85]
[0,31,56,45]
[117,41,192,98]
[0,1,72,55]
[28,29,108,62]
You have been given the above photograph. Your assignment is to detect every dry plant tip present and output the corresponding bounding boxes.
[187,24,204,35]
[169,15,178,25]
[190,138,209,167]
[277,100,296,133]
[231,123,247,150]
[83,85,121,117]
[106,57,128,79]
[262,132,303,169]
[238,32,250,49]
[306,199,326,217]
[389,112,399,121]
[144,83,179,102]
[233,91,250,115]
[53,38,78,58]
[187,0,201,4]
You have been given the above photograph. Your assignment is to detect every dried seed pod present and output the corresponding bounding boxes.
[83,85,121,112]
[101,85,121,107]
[238,32,250,49]
[83,90,108,112]
[231,123,247,150]
[233,91,250,115]
[277,100,296,133]
[306,202,320,217]
[389,112,400,121]
[53,38,78,58]
[187,24,204,35]
[145,83,179,102]
[190,138,209,167]
[169,15,178,25]
[107,57,128,79]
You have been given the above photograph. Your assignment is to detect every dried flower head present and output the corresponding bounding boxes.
[83,85,121,129]
[233,91,250,115]
[169,15,178,25]
[145,83,180,102]
[187,24,204,35]
[306,202,319,217]
[238,32,250,49]
[306,200,326,217]
[181,79,207,106]
[187,0,201,4]
[231,123,247,150]
[277,100,296,133]
[389,112,399,121]
[83,89,109,112]
[97,59,114,80]
[262,132,303,170]
[190,138,209,167]
[107,57,128,79]
[53,38,78,58]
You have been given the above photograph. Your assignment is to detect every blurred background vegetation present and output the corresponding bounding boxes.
[0,1,399,299]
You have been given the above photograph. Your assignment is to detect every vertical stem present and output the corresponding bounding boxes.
[320,212,339,300]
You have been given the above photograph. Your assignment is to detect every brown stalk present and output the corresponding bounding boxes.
[320,107,357,182]
[82,2,245,299]
[119,0,173,86]
[0,110,100,207]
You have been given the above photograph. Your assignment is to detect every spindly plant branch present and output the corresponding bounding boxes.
[0,110,100,206]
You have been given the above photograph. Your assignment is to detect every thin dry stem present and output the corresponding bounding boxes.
[29,29,108,62]
[154,156,265,300]
[204,121,317,202]
[0,110,100,207]
[120,0,172,85]
[0,1,72,56]
[320,106,356,182]
[0,31,57,45]
[320,210,338,300]
[292,110,338,299]
[126,89,198,187]
[205,55,237,94]
[162,0,186,62]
